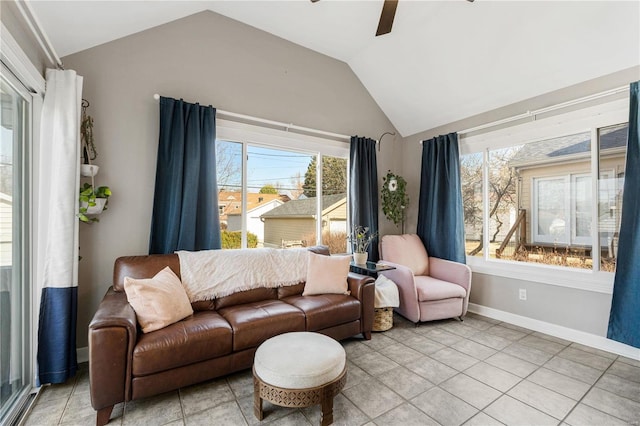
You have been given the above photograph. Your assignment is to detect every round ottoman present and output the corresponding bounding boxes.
[253,332,347,425]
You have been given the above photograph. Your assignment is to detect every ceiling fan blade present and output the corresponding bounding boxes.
[376,0,398,37]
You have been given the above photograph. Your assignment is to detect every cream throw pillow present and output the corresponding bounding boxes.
[124,266,193,333]
[302,252,351,296]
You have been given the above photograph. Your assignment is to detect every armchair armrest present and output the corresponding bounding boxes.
[348,272,375,339]
[429,257,472,315]
[89,287,138,415]
[428,257,472,293]
[379,261,421,323]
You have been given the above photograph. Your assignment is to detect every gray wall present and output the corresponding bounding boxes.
[61,11,399,347]
[400,66,640,336]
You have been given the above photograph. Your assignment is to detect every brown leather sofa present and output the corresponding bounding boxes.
[88,248,375,426]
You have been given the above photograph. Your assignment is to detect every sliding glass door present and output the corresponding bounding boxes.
[0,70,32,425]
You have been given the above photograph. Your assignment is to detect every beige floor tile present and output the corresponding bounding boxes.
[342,377,404,419]
[527,367,591,401]
[507,380,577,420]
[484,395,558,426]
[464,362,522,393]
[373,402,440,426]
[376,366,434,399]
[440,373,502,410]
[411,386,477,426]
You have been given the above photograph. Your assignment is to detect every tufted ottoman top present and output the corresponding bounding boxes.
[254,332,346,389]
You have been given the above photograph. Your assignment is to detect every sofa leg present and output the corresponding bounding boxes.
[96,405,114,426]
[363,331,371,340]
[458,316,464,322]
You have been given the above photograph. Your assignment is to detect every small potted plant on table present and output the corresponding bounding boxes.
[348,225,378,265]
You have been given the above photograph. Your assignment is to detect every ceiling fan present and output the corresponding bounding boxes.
[311,0,475,37]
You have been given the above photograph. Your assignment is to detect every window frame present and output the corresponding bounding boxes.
[460,95,629,294]
[216,119,350,249]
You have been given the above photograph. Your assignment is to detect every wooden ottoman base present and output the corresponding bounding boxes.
[253,366,347,426]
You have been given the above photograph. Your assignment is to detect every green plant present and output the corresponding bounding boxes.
[347,225,377,254]
[78,183,111,223]
[221,230,258,249]
[381,170,409,230]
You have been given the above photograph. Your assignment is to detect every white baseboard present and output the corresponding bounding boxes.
[468,303,640,360]
[77,346,88,364]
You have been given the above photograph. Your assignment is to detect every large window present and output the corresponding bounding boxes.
[460,98,628,290]
[215,121,349,251]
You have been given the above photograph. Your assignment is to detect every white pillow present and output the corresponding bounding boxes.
[124,266,193,333]
[302,252,351,296]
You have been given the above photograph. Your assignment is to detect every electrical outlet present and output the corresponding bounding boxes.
[519,289,527,300]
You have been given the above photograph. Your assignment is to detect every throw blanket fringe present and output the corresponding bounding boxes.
[177,248,310,301]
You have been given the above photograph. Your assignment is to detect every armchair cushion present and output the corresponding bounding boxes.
[414,276,466,302]
[380,234,429,276]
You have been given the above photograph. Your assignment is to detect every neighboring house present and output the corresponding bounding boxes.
[218,192,288,227]
[261,194,346,248]
[227,198,283,245]
[218,192,287,246]
[509,124,626,254]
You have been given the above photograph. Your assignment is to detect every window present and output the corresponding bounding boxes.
[215,120,349,251]
[460,97,628,291]
[0,67,32,424]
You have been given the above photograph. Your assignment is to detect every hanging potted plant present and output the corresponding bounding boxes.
[381,170,409,233]
[79,183,111,223]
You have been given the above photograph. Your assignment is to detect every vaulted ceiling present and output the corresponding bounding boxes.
[28,1,640,137]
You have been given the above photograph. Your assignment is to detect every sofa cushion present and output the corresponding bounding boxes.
[219,300,305,351]
[380,234,429,276]
[302,253,351,296]
[132,311,233,376]
[124,266,193,333]
[283,294,360,331]
[414,276,466,302]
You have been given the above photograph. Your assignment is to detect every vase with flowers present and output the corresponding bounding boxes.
[348,225,378,264]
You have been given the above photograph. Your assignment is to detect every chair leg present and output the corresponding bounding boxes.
[363,331,372,340]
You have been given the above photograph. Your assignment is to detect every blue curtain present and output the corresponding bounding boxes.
[417,133,466,263]
[349,136,379,261]
[149,97,221,254]
[607,81,640,348]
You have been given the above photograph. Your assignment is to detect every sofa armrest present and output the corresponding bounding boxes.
[379,262,421,323]
[347,272,375,339]
[89,287,138,412]
[428,257,472,315]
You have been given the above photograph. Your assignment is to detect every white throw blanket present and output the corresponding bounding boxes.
[177,248,310,301]
[374,274,400,308]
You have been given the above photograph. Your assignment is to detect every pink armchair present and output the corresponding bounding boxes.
[378,234,471,323]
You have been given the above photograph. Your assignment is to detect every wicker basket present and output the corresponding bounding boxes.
[372,307,394,332]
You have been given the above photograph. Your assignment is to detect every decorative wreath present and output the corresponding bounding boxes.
[381,170,409,226]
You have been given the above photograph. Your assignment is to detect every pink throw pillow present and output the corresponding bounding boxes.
[124,266,193,333]
[302,252,351,296]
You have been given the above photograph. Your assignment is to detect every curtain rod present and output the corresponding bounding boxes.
[153,94,351,142]
[15,0,64,69]
[419,84,629,144]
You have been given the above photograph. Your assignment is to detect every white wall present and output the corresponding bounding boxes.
[400,66,640,338]
[61,11,399,347]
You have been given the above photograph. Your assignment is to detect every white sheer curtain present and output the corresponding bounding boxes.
[36,69,82,384]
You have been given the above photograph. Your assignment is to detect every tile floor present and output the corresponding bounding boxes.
[22,313,640,426]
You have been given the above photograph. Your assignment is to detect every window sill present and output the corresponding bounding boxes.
[467,257,614,294]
